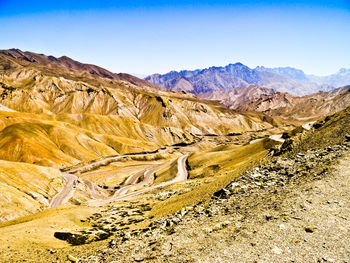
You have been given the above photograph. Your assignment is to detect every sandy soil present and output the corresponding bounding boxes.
[161,154,350,262]
[82,144,349,262]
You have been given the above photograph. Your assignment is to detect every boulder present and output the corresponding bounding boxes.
[54,232,88,245]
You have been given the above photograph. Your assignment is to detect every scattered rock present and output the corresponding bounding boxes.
[68,254,79,262]
[133,254,147,262]
[272,246,282,254]
[322,256,335,262]
[313,121,325,129]
[345,134,350,142]
[94,230,112,241]
[54,232,88,245]
[304,226,315,233]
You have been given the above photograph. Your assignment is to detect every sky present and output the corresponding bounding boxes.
[0,0,350,76]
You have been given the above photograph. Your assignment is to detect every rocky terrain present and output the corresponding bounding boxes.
[0,106,344,262]
[0,49,349,263]
[145,63,350,96]
[0,49,277,221]
[75,146,350,263]
[75,113,350,263]
[200,85,350,124]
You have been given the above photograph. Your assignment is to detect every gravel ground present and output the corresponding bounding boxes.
[81,141,350,263]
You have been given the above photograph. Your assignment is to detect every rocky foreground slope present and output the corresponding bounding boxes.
[0,106,345,262]
[78,139,350,263]
[75,107,350,263]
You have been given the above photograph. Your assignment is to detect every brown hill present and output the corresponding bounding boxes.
[0,49,281,223]
[0,49,157,90]
[201,85,350,124]
[1,49,349,262]
[0,49,276,218]
[0,160,64,222]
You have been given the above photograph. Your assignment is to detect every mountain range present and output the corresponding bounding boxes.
[0,49,350,262]
[200,84,350,124]
[0,49,275,221]
[145,63,350,96]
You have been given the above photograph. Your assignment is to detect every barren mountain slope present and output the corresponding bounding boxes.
[73,106,350,263]
[0,50,275,167]
[3,101,347,263]
[201,85,350,124]
[0,49,158,90]
[0,50,278,224]
[145,63,350,96]
[0,160,64,222]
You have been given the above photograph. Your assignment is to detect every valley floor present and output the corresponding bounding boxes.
[80,142,350,263]
[0,135,349,262]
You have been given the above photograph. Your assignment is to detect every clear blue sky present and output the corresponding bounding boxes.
[0,0,349,76]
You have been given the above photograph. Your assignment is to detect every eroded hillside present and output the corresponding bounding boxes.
[0,50,275,166]
[0,49,348,263]
[201,85,350,124]
[0,49,277,222]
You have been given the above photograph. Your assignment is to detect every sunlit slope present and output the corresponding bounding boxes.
[284,105,350,155]
[0,160,63,222]
[150,138,280,218]
[0,69,274,134]
[0,49,275,169]
[0,122,117,166]
[187,138,278,179]
[202,85,350,125]
[0,111,191,148]
[0,112,161,167]
[56,113,194,146]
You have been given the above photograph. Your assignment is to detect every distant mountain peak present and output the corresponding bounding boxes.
[338,68,350,74]
[145,62,350,96]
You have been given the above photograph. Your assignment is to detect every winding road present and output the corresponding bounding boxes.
[249,134,285,144]
[171,154,188,183]
[49,173,78,208]
[67,149,170,174]
[49,153,189,208]
[87,154,189,207]
[50,130,286,208]
[112,162,169,196]
[269,134,285,143]
[67,154,144,174]
[82,179,102,199]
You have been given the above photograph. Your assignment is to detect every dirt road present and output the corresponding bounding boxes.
[170,154,188,182]
[84,147,350,262]
[50,151,189,208]
[88,155,189,207]
[82,179,102,199]
[269,134,285,142]
[112,164,163,197]
[49,173,77,208]
[302,121,316,130]
[67,154,145,174]
[66,149,170,174]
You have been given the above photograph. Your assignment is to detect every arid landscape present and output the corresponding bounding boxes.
[0,1,349,262]
[0,48,349,262]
